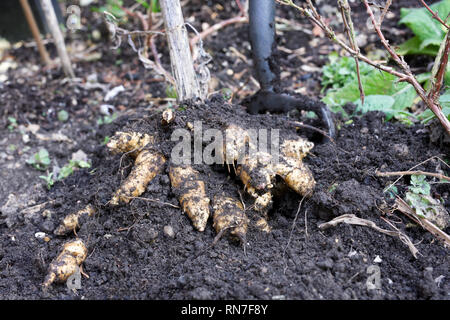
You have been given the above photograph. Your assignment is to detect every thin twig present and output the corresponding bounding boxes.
[428,30,450,103]
[381,155,449,193]
[127,196,180,208]
[190,16,248,48]
[376,170,450,182]
[419,0,449,29]
[338,0,365,105]
[379,0,392,25]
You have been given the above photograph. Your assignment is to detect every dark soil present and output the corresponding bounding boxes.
[0,0,448,300]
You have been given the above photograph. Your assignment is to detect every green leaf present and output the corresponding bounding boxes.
[399,5,446,44]
[398,0,450,55]
[409,174,431,195]
[323,65,418,119]
[418,90,450,123]
[71,159,91,169]
[27,148,51,170]
[151,0,160,13]
[165,85,178,99]
[58,165,73,180]
[135,0,150,9]
[396,36,440,56]
[354,95,394,112]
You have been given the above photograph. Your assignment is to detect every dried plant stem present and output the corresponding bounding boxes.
[376,170,450,182]
[160,0,202,101]
[19,0,51,66]
[379,0,392,25]
[338,0,364,105]
[429,30,450,103]
[190,16,248,48]
[40,0,75,78]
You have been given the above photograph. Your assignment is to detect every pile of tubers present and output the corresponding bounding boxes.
[44,123,316,288]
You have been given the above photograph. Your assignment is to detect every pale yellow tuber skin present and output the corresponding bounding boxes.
[111,150,166,205]
[212,195,248,242]
[224,125,316,212]
[107,131,155,157]
[276,138,316,196]
[280,138,314,161]
[42,239,87,289]
[169,165,211,232]
[54,204,96,236]
[254,216,271,233]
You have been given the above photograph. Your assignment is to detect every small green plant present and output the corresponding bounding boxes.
[58,160,91,180]
[92,0,126,19]
[321,53,418,120]
[27,149,51,171]
[7,117,17,131]
[39,172,55,190]
[7,144,16,152]
[397,0,450,57]
[386,185,398,199]
[165,85,178,99]
[135,0,160,12]
[101,136,111,145]
[321,53,373,93]
[97,113,118,125]
[405,174,449,229]
[221,88,233,101]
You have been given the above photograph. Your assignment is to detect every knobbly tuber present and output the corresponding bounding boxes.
[212,195,248,242]
[169,165,211,232]
[111,150,166,205]
[224,124,315,212]
[42,239,87,289]
[255,216,271,233]
[54,204,95,236]
[107,131,155,156]
[275,138,316,196]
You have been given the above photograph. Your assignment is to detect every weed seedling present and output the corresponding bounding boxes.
[7,117,17,131]
[39,172,55,190]
[27,149,51,171]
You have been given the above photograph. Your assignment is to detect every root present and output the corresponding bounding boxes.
[212,195,248,242]
[42,239,87,289]
[54,204,96,236]
[111,150,166,205]
[169,165,211,232]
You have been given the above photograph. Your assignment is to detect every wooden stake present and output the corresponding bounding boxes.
[160,0,201,101]
[19,0,51,66]
[39,0,74,78]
